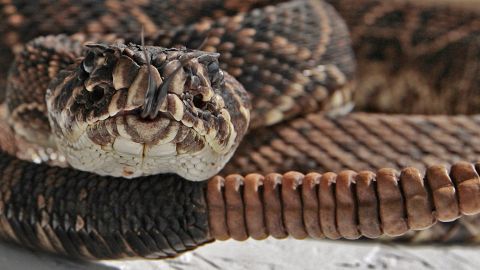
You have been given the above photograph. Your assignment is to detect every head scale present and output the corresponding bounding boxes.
[46,43,250,180]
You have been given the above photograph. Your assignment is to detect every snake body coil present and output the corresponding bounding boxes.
[0,0,480,260]
[0,155,479,259]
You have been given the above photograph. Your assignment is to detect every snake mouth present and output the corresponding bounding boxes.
[82,100,238,179]
[84,95,236,159]
[46,43,250,179]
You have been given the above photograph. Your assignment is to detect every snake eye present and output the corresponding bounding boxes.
[82,51,96,73]
[206,60,224,85]
[211,70,224,85]
[208,61,219,74]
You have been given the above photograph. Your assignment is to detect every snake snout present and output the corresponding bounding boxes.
[46,42,251,180]
[140,51,225,119]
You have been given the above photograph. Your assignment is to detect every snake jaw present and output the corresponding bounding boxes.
[46,43,250,180]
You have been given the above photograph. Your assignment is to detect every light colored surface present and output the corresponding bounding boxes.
[1,238,480,270]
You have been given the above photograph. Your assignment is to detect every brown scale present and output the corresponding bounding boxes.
[148,0,355,127]
[6,35,84,145]
[224,113,480,175]
[327,0,480,115]
[0,0,258,91]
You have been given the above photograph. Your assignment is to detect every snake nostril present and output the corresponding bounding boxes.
[82,51,96,73]
[193,94,207,109]
[91,85,105,102]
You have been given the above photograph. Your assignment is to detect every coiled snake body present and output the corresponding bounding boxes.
[0,0,480,259]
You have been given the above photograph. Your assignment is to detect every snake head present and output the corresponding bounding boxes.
[46,43,250,180]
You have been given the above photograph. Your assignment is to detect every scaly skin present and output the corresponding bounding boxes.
[0,0,479,260]
[327,0,480,114]
[0,144,479,259]
[0,153,212,259]
[223,113,480,243]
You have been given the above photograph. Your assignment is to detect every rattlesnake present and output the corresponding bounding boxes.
[0,0,480,260]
